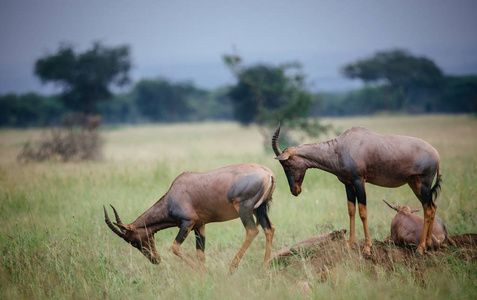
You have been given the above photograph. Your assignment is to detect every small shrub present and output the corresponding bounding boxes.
[17,114,103,162]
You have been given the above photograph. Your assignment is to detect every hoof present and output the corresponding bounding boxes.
[362,252,372,259]
[228,265,237,275]
[414,246,425,258]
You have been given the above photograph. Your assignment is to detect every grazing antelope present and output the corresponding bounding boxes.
[104,163,276,273]
[272,124,441,256]
[383,200,456,248]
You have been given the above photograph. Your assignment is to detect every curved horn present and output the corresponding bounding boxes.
[272,122,282,156]
[110,204,123,225]
[382,199,398,212]
[104,205,126,238]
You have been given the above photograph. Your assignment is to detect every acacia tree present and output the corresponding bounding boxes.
[35,42,131,114]
[223,54,330,146]
[342,49,443,111]
[24,42,130,162]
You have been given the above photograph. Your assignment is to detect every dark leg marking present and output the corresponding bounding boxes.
[345,184,357,247]
[194,228,206,252]
[239,208,256,229]
[175,220,191,244]
[345,184,356,204]
[256,201,272,229]
[353,179,367,205]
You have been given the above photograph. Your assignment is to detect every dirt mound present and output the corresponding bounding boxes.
[272,231,477,283]
[451,233,477,247]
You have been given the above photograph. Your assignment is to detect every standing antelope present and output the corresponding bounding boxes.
[104,163,276,273]
[272,124,441,257]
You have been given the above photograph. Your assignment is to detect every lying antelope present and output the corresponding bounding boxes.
[272,124,441,256]
[104,163,276,273]
[383,199,456,248]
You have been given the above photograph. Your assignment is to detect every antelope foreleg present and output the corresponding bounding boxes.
[171,221,199,269]
[345,185,357,249]
[171,240,198,269]
[353,180,372,256]
[256,202,275,269]
[358,203,372,256]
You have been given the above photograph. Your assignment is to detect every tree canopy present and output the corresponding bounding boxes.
[223,55,312,126]
[1,46,475,129]
[34,42,131,114]
[342,49,444,110]
[439,75,477,112]
[223,54,332,146]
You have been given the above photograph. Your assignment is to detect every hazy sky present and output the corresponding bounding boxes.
[1,0,476,94]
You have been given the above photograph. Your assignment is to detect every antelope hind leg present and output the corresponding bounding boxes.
[194,226,206,264]
[416,203,433,256]
[426,203,437,249]
[230,226,259,274]
[255,201,275,269]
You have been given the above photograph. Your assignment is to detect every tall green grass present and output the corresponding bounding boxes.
[1,115,476,299]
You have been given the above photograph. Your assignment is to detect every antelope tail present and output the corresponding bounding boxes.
[431,168,442,202]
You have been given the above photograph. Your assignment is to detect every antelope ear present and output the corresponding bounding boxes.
[411,207,423,213]
[275,152,292,161]
[114,223,133,232]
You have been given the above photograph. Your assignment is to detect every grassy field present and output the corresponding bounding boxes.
[1,114,476,299]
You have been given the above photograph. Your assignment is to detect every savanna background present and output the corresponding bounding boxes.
[2,116,476,299]
[1,1,477,299]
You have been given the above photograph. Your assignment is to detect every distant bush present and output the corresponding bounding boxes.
[17,114,103,162]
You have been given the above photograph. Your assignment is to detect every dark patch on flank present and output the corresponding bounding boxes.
[227,174,264,202]
[168,195,192,244]
[341,149,360,180]
[227,174,266,229]
[341,150,366,205]
[167,194,189,221]
[413,156,437,174]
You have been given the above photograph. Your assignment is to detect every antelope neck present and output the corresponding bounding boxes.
[295,140,341,174]
[131,196,176,233]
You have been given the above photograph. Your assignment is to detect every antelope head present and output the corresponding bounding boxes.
[272,123,307,196]
[382,199,423,214]
[103,205,161,264]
